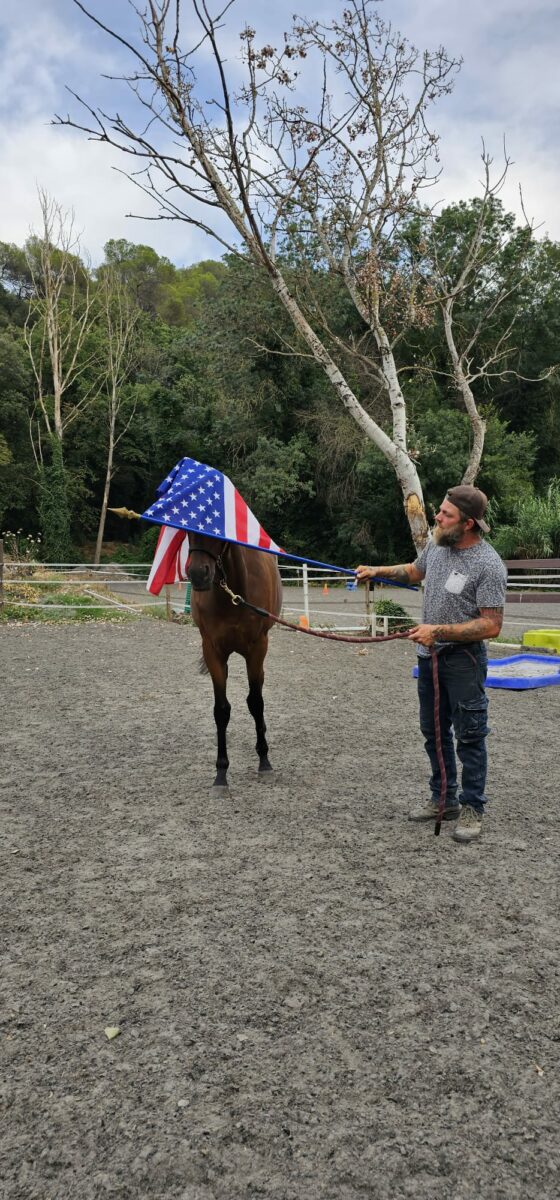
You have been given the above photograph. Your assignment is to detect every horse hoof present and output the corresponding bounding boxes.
[212,770,229,791]
[258,760,273,776]
[211,783,229,796]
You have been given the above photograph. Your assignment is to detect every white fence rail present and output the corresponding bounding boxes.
[0,557,406,633]
[504,559,560,600]
[3,554,559,636]
[0,560,165,615]
[278,562,385,632]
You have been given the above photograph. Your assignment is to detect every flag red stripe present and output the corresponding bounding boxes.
[149,533,180,594]
[234,488,248,543]
[147,527,168,594]
[258,527,271,548]
[148,527,187,595]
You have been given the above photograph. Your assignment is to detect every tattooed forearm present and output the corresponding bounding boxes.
[383,565,411,585]
[432,610,504,643]
[432,621,490,643]
[357,562,422,584]
[480,607,505,626]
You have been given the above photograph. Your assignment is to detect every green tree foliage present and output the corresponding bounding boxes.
[101,240,227,325]
[1,200,559,563]
[490,479,560,559]
[0,242,34,304]
[400,203,560,490]
[409,409,536,513]
[0,317,35,529]
[490,237,560,488]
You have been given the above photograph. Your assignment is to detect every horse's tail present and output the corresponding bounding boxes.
[198,654,209,676]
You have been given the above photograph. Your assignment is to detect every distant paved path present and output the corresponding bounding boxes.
[107,574,560,642]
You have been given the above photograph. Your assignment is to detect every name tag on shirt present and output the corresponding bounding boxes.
[445,570,468,595]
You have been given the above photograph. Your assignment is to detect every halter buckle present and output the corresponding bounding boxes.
[219,578,242,605]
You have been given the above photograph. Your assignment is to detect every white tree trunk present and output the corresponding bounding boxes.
[270,269,430,549]
[163,120,431,548]
[442,303,486,484]
[94,423,115,565]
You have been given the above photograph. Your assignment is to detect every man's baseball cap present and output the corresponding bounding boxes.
[446,485,490,533]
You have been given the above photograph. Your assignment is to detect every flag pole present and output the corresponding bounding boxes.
[114,506,418,593]
[277,550,418,591]
[108,507,141,519]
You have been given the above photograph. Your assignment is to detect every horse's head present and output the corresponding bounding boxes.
[187,533,226,591]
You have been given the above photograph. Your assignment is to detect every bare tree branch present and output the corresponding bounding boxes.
[24,188,103,451]
[56,0,468,547]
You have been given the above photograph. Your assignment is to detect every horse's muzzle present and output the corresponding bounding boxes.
[187,565,214,591]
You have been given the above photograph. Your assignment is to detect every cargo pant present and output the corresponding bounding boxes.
[417,643,489,813]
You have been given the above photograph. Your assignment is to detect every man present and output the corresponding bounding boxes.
[356,486,507,843]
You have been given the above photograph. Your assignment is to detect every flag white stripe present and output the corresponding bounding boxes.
[247,507,260,545]
[223,476,237,540]
[178,533,190,578]
[146,527,190,594]
[146,526,176,592]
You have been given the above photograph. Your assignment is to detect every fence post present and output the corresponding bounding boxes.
[302,562,310,627]
[0,538,3,609]
[369,581,376,635]
[165,585,171,621]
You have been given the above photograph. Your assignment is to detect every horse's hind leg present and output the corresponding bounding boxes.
[245,638,272,774]
[203,642,231,789]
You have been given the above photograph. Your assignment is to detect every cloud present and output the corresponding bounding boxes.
[0,118,221,263]
[433,126,560,240]
[0,0,222,262]
[373,0,560,236]
[1,0,559,263]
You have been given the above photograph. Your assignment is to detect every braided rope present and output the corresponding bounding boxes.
[218,577,411,644]
[218,577,445,837]
[263,610,411,644]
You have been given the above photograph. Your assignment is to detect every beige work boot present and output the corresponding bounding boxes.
[452,805,483,842]
[408,799,461,822]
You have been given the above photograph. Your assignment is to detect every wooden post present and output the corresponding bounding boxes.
[0,538,4,608]
[165,585,171,621]
[302,562,310,628]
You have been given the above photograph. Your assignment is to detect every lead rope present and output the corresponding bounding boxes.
[430,647,447,836]
[217,575,446,837]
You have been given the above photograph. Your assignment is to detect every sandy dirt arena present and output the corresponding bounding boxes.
[2,620,559,1200]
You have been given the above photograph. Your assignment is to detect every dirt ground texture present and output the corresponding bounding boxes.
[2,620,559,1200]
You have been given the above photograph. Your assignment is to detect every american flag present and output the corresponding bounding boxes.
[143,457,283,595]
[146,525,191,596]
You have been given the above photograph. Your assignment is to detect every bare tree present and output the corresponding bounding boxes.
[94,268,141,563]
[23,189,106,559]
[24,189,100,463]
[425,149,548,484]
[59,0,464,548]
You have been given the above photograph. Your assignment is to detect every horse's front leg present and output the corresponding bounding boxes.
[203,641,231,790]
[245,637,272,775]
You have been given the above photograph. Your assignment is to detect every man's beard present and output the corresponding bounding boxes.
[433,521,465,547]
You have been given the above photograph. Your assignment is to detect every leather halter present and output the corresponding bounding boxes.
[188,540,229,579]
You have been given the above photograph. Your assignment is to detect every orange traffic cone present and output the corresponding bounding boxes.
[299,614,309,629]
[322,582,329,595]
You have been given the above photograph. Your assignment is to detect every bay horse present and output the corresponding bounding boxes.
[187,532,283,789]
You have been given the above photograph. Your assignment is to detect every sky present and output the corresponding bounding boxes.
[1,0,559,266]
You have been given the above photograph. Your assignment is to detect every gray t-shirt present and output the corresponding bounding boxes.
[413,538,507,657]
